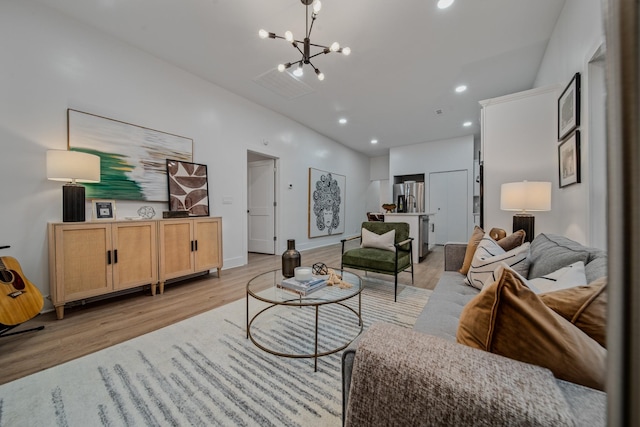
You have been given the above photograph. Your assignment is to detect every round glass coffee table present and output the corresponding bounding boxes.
[246,269,363,371]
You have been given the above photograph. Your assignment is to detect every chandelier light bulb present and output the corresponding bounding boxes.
[277,64,285,72]
[437,0,455,9]
[341,47,351,56]
[293,65,304,77]
[316,70,325,81]
[285,31,294,42]
[330,42,340,52]
[258,29,269,39]
[313,0,322,14]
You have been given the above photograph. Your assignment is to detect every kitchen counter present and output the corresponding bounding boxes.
[384,213,435,263]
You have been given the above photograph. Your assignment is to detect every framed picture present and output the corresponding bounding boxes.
[68,109,193,202]
[166,160,210,216]
[558,131,581,188]
[558,73,580,141]
[92,199,116,220]
[308,168,346,238]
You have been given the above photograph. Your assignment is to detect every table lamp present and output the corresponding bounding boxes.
[47,150,101,222]
[500,181,551,243]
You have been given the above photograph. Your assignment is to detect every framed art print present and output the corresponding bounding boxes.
[92,199,116,220]
[166,160,210,216]
[558,131,581,188]
[558,73,580,141]
[308,168,346,238]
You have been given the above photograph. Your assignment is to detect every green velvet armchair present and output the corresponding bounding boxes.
[341,222,414,301]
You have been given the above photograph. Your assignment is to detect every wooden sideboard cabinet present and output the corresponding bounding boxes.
[48,221,158,320]
[158,217,223,294]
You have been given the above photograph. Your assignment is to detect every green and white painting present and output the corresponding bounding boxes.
[68,109,193,201]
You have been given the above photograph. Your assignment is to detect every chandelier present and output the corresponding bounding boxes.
[258,0,350,81]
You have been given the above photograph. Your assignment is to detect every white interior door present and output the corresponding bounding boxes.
[429,170,468,244]
[248,159,275,254]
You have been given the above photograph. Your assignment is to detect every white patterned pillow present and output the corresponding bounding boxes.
[465,235,530,290]
[361,227,396,252]
[528,261,587,293]
[481,262,541,294]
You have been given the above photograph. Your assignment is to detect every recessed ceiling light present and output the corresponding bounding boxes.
[437,0,455,9]
[371,139,378,144]
[463,121,472,127]
[455,85,467,93]
[339,118,347,124]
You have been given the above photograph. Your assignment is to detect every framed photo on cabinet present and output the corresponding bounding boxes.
[558,73,580,141]
[558,131,581,188]
[92,199,116,220]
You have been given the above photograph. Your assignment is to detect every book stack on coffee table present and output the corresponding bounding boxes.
[277,277,327,296]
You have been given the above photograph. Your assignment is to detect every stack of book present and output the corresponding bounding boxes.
[277,277,327,296]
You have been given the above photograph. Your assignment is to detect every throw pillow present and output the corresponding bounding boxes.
[540,276,607,348]
[457,267,607,391]
[488,227,506,241]
[528,233,590,279]
[459,226,485,275]
[481,262,541,294]
[464,235,530,290]
[528,261,587,293]
[360,227,396,252]
[496,230,526,252]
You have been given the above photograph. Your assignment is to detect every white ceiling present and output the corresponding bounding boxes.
[36,0,566,157]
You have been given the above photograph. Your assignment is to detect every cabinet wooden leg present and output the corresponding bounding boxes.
[151,283,157,296]
[217,267,222,277]
[159,281,165,294]
[55,305,64,320]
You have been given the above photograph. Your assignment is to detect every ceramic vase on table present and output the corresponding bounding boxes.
[282,239,301,278]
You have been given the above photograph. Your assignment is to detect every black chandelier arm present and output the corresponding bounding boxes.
[307,50,331,60]
[307,15,317,39]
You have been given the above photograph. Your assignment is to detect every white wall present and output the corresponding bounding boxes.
[0,1,370,309]
[481,86,559,236]
[389,136,475,236]
[481,0,605,246]
[533,0,605,244]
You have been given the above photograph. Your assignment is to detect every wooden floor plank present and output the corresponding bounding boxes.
[0,243,443,385]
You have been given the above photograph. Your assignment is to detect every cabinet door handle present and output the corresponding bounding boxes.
[195,240,198,251]
[107,250,112,265]
[191,240,194,252]
[114,249,118,264]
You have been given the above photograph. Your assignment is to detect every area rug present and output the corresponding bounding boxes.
[0,279,431,427]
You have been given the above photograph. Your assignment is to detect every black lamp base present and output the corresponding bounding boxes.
[62,184,86,222]
[513,214,535,243]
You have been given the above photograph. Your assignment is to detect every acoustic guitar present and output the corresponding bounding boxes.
[0,256,44,326]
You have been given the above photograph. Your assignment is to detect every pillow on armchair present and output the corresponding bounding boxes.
[360,228,396,252]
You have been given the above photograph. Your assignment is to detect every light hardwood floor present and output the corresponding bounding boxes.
[0,242,443,385]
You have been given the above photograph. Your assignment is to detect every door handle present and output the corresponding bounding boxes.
[107,250,111,265]
[114,249,118,264]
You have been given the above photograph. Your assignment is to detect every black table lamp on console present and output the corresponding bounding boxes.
[47,150,101,222]
[500,181,551,243]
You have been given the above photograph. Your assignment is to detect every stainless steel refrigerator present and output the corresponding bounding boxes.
[393,181,425,212]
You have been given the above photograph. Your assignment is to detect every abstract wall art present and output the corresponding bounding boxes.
[166,160,209,216]
[67,109,193,201]
[308,167,345,238]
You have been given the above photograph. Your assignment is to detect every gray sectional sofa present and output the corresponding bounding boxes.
[342,233,607,426]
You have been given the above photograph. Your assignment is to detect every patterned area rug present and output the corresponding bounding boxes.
[0,279,431,427]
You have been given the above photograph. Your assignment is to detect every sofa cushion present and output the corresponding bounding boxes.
[528,233,591,279]
[457,267,607,391]
[465,235,530,289]
[496,229,526,251]
[528,261,587,293]
[459,225,485,275]
[360,227,395,252]
[414,272,478,341]
[540,276,607,348]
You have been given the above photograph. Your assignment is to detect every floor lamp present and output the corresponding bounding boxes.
[500,181,551,243]
[47,150,101,222]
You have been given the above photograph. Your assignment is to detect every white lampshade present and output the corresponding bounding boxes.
[47,150,100,183]
[500,181,551,212]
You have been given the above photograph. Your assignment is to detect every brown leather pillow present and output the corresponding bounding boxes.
[539,277,607,348]
[457,267,607,391]
[496,229,526,251]
[488,227,506,241]
[459,226,485,275]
